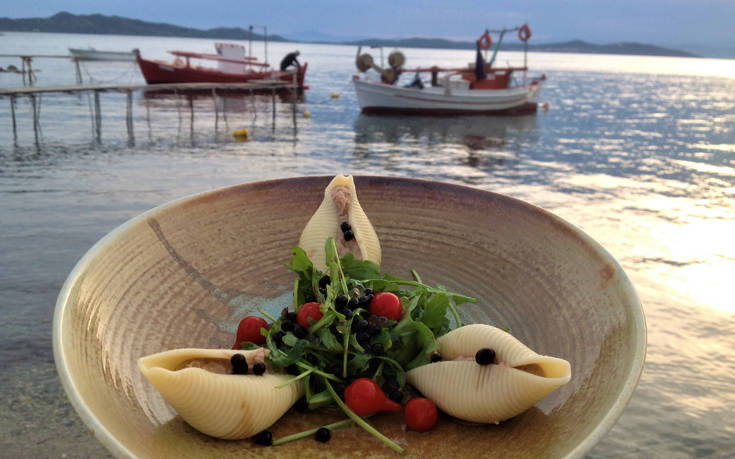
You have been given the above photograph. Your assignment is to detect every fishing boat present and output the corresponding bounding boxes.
[352,25,545,115]
[69,48,135,61]
[134,42,307,90]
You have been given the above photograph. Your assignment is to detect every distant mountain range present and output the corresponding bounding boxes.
[0,12,699,58]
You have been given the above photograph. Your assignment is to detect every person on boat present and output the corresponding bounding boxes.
[280,50,301,72]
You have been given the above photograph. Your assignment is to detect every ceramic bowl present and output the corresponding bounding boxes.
[54,176,645,458]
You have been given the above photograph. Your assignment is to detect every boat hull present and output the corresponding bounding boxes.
[136,55,307,90]
[353,78,542,115]
[69,48,135,61]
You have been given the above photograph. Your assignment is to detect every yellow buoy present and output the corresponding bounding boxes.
[331,93,339,99]
[233,128,249,141]
[303,110,311,118]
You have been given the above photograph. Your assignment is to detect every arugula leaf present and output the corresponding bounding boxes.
[405,321,437,370]
[317,326,343,352]
[421,293,450,329]
[340,253,381,280]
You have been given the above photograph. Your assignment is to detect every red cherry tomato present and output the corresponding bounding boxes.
[344,378,401,416]
[233,316,268,348]
[297,302,323,328]
[369,292,403,320]
[404,397,438,432]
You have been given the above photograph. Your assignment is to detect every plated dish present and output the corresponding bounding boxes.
[54,175,645,458]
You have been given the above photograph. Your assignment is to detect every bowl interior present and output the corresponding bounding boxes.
[54,176,645,458]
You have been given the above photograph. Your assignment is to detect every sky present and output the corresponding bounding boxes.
[3,0,734,47]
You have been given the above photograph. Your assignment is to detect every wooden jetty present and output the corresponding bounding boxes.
[1,80,301,145]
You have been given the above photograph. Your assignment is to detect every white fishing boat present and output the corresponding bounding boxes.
[68,48,135,61]
[352,25,545,115]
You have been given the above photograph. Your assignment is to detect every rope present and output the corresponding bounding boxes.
[80,61,139,85]
[309,77,353,105]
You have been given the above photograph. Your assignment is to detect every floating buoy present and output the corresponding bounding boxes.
[331,93,339,99]
[233,128,249,140]
[303,110,311,118]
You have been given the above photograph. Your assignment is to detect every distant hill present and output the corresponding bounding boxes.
[0,12,698,58]
[346,37,699,58]
[0,11,291,42]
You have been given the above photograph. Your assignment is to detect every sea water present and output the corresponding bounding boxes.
[1,32,734,457]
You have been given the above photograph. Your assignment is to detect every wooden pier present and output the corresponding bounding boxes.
[1,80,301,145]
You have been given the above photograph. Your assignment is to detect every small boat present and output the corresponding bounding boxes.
[353,25,545,115]
[134,42,307,90]
[69,48,135,61]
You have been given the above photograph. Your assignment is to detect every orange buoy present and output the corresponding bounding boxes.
[477,31,493,50]
[518,24,532,42]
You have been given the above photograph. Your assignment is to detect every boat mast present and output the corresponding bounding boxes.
[250,25,268,65]
[248,25,253,59]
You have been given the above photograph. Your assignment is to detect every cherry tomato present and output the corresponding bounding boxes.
[369,292,403,320]
[297,302,323,328]
[344,378,401,416]
[404,397,438,432]
[233,316,268,348]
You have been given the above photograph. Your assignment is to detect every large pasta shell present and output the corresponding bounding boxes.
[406,324,571,423]
[299,175,381,270]
[138,348,304,439]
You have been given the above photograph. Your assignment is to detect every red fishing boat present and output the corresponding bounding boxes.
[134,41,307,91]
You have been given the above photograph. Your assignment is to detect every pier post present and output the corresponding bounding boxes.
[212,88,219,133]
[10,95,18,145]
[291,73,297,130]
[189,94,194,143]
[271,88,276,128]
[93,90,101,143]
[30,94,39,145]
[74,57,83,85]
[146,98,152,142]
[126,90,134,145]
[21,59,27,87]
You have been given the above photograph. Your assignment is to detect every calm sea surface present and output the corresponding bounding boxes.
[1,32,734,457]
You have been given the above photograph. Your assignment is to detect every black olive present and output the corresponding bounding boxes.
[315,427,331,443]
[294,396,309,412]
[329,323,340,336]
[272,330,285,346]
[356,331,371,345]
[255,430,272,446]
[475,348,496,365]
[388,390,403,404]
[430,352,442,363]
[333,382,346,398]
[293,325,307,339]
[340,221,351,232]
[383,379,398,394]
[358,295,372,306]
[335,295,348,308]
[342,309,353,319]
[368,358,381,373]
[286,312,298,323]
[357,319,369,331]
[305,294,317,303]
[230,354,248,375]
[281,319,295,332]
[252,362,266,375]
[368,323,381,336]
[343,230,354,241]
[371,343,384,356]
[281,308,289,318]
[347,297,359,310]
[319,275,331,288]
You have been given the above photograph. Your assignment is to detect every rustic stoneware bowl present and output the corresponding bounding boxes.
[54,176,645,458]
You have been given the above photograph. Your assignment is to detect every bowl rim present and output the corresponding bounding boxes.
[53,175,646,458]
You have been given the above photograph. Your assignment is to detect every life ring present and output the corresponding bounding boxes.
[477,32,492,50]
[518,24,532,42]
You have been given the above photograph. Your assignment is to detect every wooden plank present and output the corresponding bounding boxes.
[0,81,291,96]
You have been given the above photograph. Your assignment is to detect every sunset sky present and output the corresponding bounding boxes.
[4,0,734,47]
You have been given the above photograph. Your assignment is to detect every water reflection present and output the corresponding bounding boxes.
[353,114,538,171]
